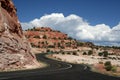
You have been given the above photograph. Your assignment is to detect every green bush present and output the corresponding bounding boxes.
[48,45,55,48]
[111,66,117,72]
[33,35,40,39]
[67,52,71,55]
[31,43,36,47]
[58,42,61,47]
[104,61,111,66]
[83,52,87,55]
[46,49,50,52]
[77,42,84,46]
[98,52,103,56]
[104,61,112,71]
[43,35,47,39]
[73,52,77,55]
[99,61,103,64]
[61,46,65,49]
[103,51,109,57]
[66,42,71,47]
[105,65,112,71]
[88,50,93,55]
[98,51,109,57]
[68,37,73,40]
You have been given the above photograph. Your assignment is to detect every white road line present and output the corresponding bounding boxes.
[57,63,72,71]
[84,66,87,70]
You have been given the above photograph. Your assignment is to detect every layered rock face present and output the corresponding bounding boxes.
[0,0,37,71]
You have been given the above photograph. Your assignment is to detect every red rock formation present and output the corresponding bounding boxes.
[0,0,37,71]
[24,27,78,49]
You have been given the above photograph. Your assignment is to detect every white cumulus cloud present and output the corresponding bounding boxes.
[21,13,120,46]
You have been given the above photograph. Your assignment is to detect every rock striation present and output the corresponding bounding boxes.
[0,0,37,71]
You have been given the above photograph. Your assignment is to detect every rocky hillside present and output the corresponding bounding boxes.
[24,27,77,49]
[0,0,38,71]
[24,27,94,52]
[24,27,120,56]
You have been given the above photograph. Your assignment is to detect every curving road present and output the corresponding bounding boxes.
[0,53,119,80]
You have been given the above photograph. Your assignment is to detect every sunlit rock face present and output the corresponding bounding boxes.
[0,0,37,71]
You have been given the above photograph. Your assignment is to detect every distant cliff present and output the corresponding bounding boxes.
[0,0,38,71]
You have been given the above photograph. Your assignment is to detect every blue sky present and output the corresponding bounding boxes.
[13,0,120,27]
[13,0,120,46]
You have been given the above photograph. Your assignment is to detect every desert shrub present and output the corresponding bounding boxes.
[68,37,73,40]
[77,49,80,52]
[53,37,57,40]
[43,35,47,39]
[98,52,103,56]
[104,61,111,66]
[104,61,112,71]
[111,66,117,72]
[48,45,55,48]
[62,52,65,55]
[56,52,59,54]
[99,61,103,64]
[46,49,50,52]
[83,52,87,55]
[58,42,61,47]
[98,51,109,57]
[77,42,84,46]
[73,52,77,55]
[33,35,40,39]
[103,51,109,57]
[67,52,71,55]
[37,45,40,48]
[105,65,112,71]
[61,46,65,49]
[66,42,71,47]
[88,50,93,55]
[31,43,36,47]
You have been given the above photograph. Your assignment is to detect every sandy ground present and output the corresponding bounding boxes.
[24,59,47,70]
[48,53,120,77]
[51,54,120,66]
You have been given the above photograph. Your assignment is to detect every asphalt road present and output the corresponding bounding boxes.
[0,53,119,80]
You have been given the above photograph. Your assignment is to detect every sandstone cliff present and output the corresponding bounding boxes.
[0,0,38,71]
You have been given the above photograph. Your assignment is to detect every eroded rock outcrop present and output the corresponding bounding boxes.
[24,27,78,50]
[0,0,38,71]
